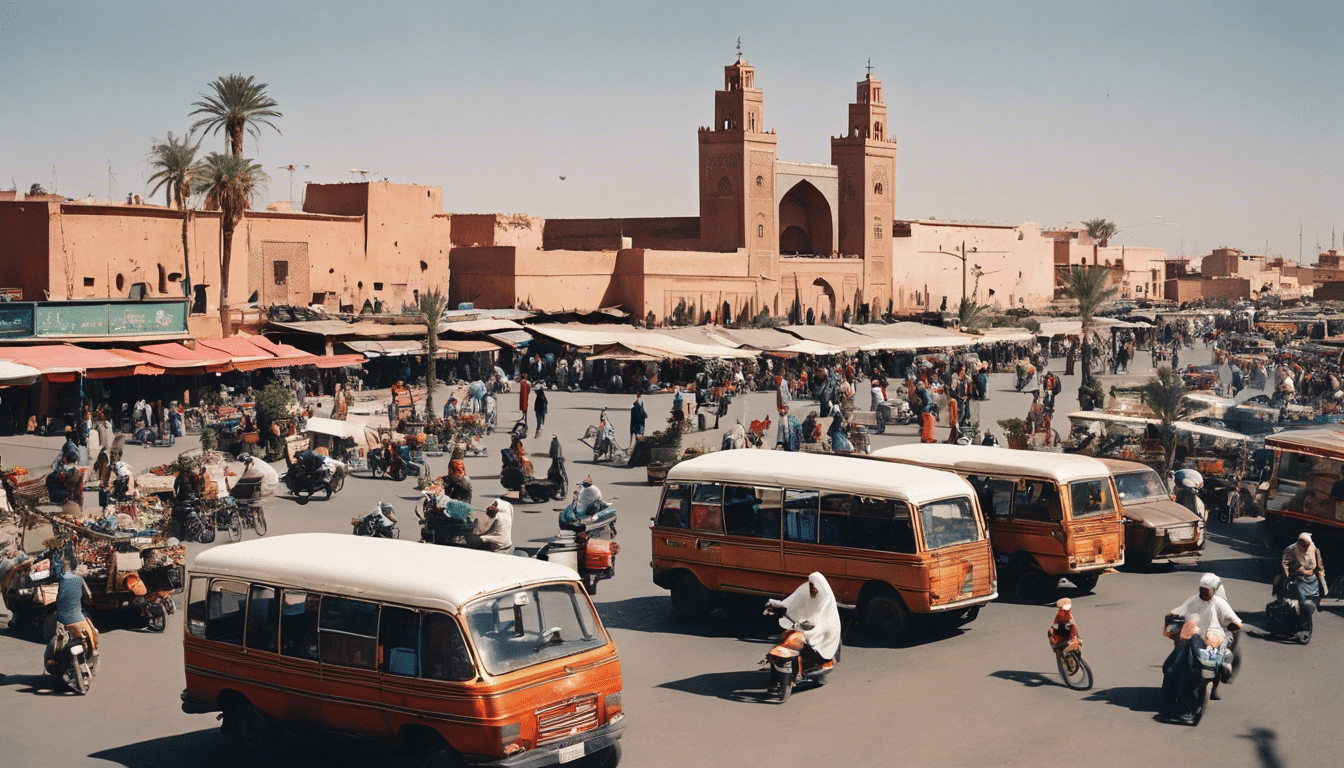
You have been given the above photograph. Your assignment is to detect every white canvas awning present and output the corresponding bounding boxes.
[0,360,41,387]
[847,322,980,351]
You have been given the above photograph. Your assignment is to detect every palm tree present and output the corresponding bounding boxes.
[194,153,268,335]
[1084,218,1118,248]
[1138,366,1193,474]
[956,298,991,333]
[418,288,451,418]
[1063,265,1118,409]
[190,74,282,157]
[147,132,202,296]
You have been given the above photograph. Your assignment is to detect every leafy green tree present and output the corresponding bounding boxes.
[1020,317,1042,334]
[147,131,202,296]
[190,74,282,157]
[1084,218,1118,247]
[1138,366,1193,473]
[194,153,268,334]
[417,288,451,418]
[1063,265,1118,408]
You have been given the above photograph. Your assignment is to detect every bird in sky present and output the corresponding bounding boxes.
[559,176,567,181]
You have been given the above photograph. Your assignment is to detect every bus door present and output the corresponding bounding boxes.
[966,475,1016,558]
[998,477,1068,572]
[719,485,783,590]
[278,589,324,724]
[241,584,284,713]
[317,596,391,738]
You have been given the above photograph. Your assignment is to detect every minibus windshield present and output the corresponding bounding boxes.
[1114,470,1168,502]
[463,583,606,676]
[919,497,981,549]
[1069,479,1116,518]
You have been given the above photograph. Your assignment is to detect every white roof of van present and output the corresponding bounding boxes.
[189,534,580,614]
[870,444,1111,485]
[666,449,975,506]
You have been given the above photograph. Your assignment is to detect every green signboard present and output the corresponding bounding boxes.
[0,303,35,338]
[13,300,189,338]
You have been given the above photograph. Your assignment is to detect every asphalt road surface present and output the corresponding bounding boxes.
[0,353,1337,768]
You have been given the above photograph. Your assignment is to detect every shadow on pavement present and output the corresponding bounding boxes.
[1081,685,1165,714]
[89,727,414,768]
[988,669,1061,688]
[0,672,82,696]
[597,596,777,641]
[1239,727,1287,768]
[656,669,773,703]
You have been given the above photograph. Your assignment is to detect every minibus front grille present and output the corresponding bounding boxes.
[536,694,599,745]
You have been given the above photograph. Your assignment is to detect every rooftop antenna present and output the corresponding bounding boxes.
[278,164,309,203]
[736,36,742,60]
[348,169,378,182]
[867,58,874,78]
[107,160,116,201]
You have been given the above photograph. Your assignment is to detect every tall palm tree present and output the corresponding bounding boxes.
[1138,366,1193,474]
[190,74,282,157]
[147,132,202,296]
[1063,265,1118,409]
[955,298,991,333]
[418,288,451,418]
[1084,218,1118,248]
[194,153,267,335]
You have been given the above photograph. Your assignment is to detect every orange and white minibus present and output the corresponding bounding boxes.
[652,450,997,641]
[868,444,1125,602]
[182,534,624,767]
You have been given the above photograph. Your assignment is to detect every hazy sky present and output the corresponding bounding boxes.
[2,1,1340,261]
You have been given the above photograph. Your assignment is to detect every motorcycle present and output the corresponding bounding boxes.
[416,492,480,547]
[44,621,98,694]
[352,506,400,539]
[213,497,245,543]
[761,604,839,704]
[1265,576,1320,644]
[123,572,176,633]
[559,493,618,539]
[536,529,619,595]
[1161,615,1236,726]
[522,437,569,503]
[283,458,346,504]
[500,447,533,494]
[509,417,529,441]
[367,444,408,481]
[1047,606,1092,690]
[174,496,216,544]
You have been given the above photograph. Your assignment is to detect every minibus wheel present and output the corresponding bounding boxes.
[418,741,467,768]
[861,591,910,643]
[228,701,275,758]
[1070,573,1099,592]
[669,573,715,618]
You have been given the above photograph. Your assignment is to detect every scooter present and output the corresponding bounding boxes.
[44,621,98,694]
[1265,576,1320,644]
[760,605,839,704]
[367,444,408,481]
[1160,615,1235,726]
[559,492,618,539]
[523,437,569,503]
[535,529,620,595]
[283,457,347,504]
[352,505,400,539]
[416,491,481,548]
[499,447,532,494]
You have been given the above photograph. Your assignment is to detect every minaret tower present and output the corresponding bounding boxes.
[698,41,779,282]
[831,61,896,311]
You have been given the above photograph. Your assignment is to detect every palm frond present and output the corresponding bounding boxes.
[189,74,282,151]
[146,131,202,208]
[956,298,991,333]
[1063,265,1119,324]
[192,153,268,225]
[1084,218,1118,244]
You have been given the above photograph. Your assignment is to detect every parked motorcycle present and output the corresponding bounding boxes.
[44,621,98,694]
[283,456,346,504]
[522,436,568,503]
[174,496,216,544]
[367,444,408,481]
[760,604,839,704]
[417,492,480,547]
[352,503,400,539]
[1160,615,1236,726]
[500,447,533,495]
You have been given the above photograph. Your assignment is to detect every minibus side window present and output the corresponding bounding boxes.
[186,576,209,638]
[422,612,475,682]
[206,580,248,645]
[319,597,380,670]
[1269,451,1314,511]
[1069,480,1115,518]
[656,484,691,528]
[967,475,1013,519]
[850,497,918,554]
[919,497,981,549]
[380,606,420,677]
[784,489,819,543]
[1013,481,1062,522]
[690,483,724,533]
[245,584,279,654]
[724,485,781,540]
[818,493,851,547]
[280,590,320,661]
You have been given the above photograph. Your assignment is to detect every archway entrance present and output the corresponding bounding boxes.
[813,278,836,324]
[778,181,833,256]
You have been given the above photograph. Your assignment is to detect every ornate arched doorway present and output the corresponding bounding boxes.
[778,181,834,256]
[813,278,836,324]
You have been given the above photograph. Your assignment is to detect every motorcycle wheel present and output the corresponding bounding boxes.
[227,515,243,543]
[370,462,383,479]
[63,659,91,694]
[252,509,268,537]
[295,491,310,506]
[146,601,168,633]
[198,520,216,544]
[1056,650,1093,690]
[331,473,346,493]
[1190,681,1208,726]
[772,668,793,704]
[1296,629,1312,645]
[391,465,406,482]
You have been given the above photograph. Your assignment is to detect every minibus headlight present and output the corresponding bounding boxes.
[500,722,523,755]
[604,691,623,718]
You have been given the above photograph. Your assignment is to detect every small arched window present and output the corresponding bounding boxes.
[873,217,883,239]
[874,182,884,195]
[756,175,764,188]
[758,224,765,238]
[748,113,756,132]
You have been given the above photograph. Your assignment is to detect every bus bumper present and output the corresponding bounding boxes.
[480,716,627,767]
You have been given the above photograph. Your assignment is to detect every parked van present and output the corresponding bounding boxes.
[182,534,625,766]
[1097,457,1204,567]
[653,450,997,641]
[867,445,1124,601]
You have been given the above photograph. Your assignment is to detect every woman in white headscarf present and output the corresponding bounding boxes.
[766,572,841,661]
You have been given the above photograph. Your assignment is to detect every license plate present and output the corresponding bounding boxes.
[1168,527,1193,543]
[558,742,586,763]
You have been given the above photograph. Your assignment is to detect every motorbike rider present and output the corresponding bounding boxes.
[54,553,98,658]
[229,453,279,498]
[763,573,841,690]
[1047,597,1079,649]
[443,444,473,503]
[1165,573,1242,701]
[1173,469,1207,522]
[1278,532,1327,626]
[369,501,398,532]
[475,499,514,553]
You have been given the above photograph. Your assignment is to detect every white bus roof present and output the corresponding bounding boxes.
[1265,428,1344,457]
[665,449,976,506]
[869,444,1112,485]
[189,534,581,615]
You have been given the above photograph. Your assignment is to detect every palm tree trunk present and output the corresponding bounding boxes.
[230,122,243,157]
[424,336,436,419]
[219,223,233,336]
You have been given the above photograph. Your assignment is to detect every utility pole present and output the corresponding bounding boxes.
[277,164,309,204]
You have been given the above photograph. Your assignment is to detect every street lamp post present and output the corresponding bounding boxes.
[934,241,970,304]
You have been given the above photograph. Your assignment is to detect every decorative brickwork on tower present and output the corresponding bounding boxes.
[831,69,897,313]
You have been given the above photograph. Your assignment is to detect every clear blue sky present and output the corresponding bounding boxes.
[2,0,1340,261]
